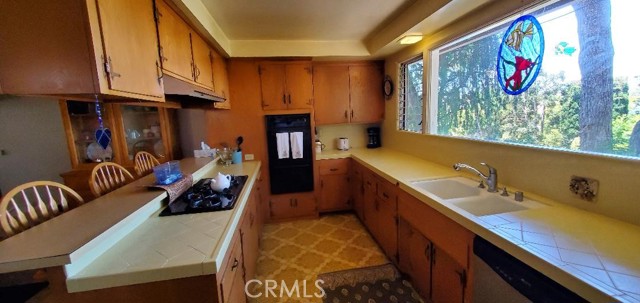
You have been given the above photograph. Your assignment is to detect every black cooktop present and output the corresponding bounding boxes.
[159,175,248,217]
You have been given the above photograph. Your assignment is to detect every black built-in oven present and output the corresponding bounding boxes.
[265,114,314,194]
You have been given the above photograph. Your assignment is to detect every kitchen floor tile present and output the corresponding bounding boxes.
[248,213,388,303]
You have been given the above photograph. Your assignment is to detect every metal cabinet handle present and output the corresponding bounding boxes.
[105,56,121,79]
[382,192,389,199]
[282,94,286,104]
[288,94,291,104]
[329,168,339,172]
[231,258,239,271]
[344,110,348,119]
[351,110,354,119]
[156,60,163,85]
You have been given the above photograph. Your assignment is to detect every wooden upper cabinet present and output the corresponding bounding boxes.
[259,64,287,110]
[0,0,164,101]
[313,62,384,125]
[259,62,313,110]
[313,65,351,124]
[97,0,164,98]
[212,51,231,109]
[190,33,214,90]
[155,0,193,82]
[349,64,384,123]
[285,63,314,109]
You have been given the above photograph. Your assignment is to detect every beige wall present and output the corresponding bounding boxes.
[316,123,378,151]
[383,0,640,226]
[0,95,72,194]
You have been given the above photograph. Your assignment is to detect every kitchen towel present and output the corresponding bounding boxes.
[290,132,303,159]
[276,132,290,159]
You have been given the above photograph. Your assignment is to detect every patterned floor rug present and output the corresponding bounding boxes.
[318,264,425,303]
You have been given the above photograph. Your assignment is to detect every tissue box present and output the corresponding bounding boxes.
[194,149,217,158]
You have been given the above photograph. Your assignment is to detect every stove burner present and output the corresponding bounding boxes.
[159,175,248,216]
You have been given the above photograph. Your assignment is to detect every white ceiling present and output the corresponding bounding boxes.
[201,0,413,40]
[171,0,493,58]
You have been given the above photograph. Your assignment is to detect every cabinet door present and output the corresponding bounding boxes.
[212,50,231,109]
[96,0,164,98]
[269,194,317,220]
[155,0,193,82]
[351,162,365,221]
[362,172,378,237]
[313,65,350,125]
[285,63,313,109]
[432,246,466,303]
[241,191,260,282]
[398,219,432,300]
[349,64,384,123]
[227,268,248,303]
[377,195,397,261]
[259,64,287,110]
[190,33,214,90]
[319,174,351,211]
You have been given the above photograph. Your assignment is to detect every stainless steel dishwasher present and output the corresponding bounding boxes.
[472,236,587,303]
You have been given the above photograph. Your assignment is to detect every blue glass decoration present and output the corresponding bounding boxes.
[93,97,112,150]
[497,15,545,95]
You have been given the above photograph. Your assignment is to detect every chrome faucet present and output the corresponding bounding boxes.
[453,162,498,192]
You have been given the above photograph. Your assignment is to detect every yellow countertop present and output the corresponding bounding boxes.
[65,161,261,292]
[322,148,640,303]
[0,157,216,274]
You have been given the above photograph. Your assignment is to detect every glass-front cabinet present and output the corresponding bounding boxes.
[59,100,181,201]
[117,105,168,164]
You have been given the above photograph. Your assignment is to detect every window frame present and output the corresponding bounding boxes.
[398,55,425,134]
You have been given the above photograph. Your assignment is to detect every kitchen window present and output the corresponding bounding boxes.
[428,0,640,158]
[398,55,424,133]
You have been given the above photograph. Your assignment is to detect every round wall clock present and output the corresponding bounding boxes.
[383,75,393,99]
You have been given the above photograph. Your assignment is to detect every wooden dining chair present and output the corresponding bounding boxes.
[89,162,135,198]
[0,181,84,237]
[134,151,160,177]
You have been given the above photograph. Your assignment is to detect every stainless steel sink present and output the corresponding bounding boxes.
[452,196,528,216]
[411,177,481,199]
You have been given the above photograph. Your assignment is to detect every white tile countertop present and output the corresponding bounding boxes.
[65,161,261,292]
[320,148,640,303]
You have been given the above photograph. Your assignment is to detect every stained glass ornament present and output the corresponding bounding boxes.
[93,96,112,150]
[497,15,545,95]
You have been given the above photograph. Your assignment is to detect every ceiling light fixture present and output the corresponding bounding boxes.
[399,35,423,45]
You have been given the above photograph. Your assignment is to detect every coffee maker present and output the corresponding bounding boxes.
[367,127,381,148]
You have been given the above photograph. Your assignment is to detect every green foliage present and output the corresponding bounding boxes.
[436,29,635,157]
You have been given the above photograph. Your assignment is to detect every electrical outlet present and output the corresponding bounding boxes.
[245,154,255,161]
[0,149,6,156]
[569,176,599,202]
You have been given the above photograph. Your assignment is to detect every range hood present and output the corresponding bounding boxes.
[163,74,225,103]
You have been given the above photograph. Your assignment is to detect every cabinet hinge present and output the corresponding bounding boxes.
[154,6,162,22]
[459,269,467,290]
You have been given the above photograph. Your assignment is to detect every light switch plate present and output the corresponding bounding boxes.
[245,154,254,161]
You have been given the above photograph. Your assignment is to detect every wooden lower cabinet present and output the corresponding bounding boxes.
[398,218,432,300]
[241,190,260,282]
[318,158,351,212]
[269,193,317,220]
[360,168,399,263]
[432,246,466,303]
[351,162,365,221]
[398,190,472,303]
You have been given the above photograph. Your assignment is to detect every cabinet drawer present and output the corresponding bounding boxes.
[269,193,317,220]
[219,232,243,303]
[318,158,350,175]
[377,177,397,203]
